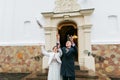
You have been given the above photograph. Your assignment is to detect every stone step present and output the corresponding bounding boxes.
[25,76,99,80]
[75,65,80,70]
[36,70,89,76]
[0,73,29,80]
[24,69,99,80]
[35,70,89,77]
[74,62,80,70]
[26,78,46,80]
[35,74,98,79]
[108,75,120,80]
[75,70,88,73]
[22,64,99,80]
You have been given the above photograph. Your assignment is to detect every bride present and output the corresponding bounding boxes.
[41,42,62,80]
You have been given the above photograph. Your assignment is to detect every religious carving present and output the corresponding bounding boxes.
[54,0,80,13]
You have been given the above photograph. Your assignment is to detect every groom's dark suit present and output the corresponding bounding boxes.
[61,45,78,80]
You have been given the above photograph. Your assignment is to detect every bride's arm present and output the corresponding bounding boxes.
[41,45,50,57]
[56,33,62,57]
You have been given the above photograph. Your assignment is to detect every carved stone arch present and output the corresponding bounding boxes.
[57,21,77,30]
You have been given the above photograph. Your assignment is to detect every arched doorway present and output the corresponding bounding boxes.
[58,22,78,61]
[42,8,95,70]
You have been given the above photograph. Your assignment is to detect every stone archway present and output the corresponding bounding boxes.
[58,21,78,61]
[41,0,95,71]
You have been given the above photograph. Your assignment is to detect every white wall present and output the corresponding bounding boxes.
[0,0,55,45]
[0,0,120,45]
[78,0,120,44]
[92,0,120,44]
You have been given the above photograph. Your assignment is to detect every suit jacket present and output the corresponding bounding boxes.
[61,45,78,77]
[41,46,62,65]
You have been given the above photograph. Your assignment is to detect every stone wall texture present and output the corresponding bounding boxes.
[92,44,120,80]
[0,46,42,73]
[0,44,120,80]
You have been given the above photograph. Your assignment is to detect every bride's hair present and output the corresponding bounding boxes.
[52,46,57,50]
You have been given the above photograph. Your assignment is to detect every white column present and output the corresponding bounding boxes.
[83,24,95,71]
[78,25,85,69]
[83,24,92,52]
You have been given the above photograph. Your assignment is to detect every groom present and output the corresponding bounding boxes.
[59,35,78,80]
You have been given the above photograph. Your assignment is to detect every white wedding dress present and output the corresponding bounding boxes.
[41,46,62,80]
[48,54,62,80]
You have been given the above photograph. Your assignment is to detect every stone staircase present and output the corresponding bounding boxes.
[22,64,99,80]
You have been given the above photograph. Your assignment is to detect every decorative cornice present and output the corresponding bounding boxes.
[80,8,95,15]
[41,8,94,18]
[41,12,54,17]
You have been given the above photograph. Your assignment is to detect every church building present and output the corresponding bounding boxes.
[0,0,120,79]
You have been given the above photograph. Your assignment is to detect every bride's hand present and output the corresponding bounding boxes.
[56,33,60,41]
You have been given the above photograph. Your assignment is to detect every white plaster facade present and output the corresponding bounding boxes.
[0,0,120,45]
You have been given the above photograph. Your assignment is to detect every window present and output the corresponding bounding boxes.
[108,15,119,32]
